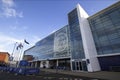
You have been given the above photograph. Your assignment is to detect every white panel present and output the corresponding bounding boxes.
[76,4,101,72]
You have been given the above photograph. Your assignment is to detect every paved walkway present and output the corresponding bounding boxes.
[0,71,104,80]
[41,69,120,80]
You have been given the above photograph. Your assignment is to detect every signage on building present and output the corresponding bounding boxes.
[54,27,70,58]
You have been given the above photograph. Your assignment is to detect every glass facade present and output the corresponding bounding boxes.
[24,2,120,71]
[88,5,120,55]
[24,25,70,60]
[25,34,54,60]
[54,26,70,58]
[68,8,85,59]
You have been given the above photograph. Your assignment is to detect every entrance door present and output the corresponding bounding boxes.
[82,61,87,71]
[72,60,87,71]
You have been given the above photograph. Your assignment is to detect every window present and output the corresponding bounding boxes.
[109,11,120,24]
[102,46,113,54]
[68,8,85,59]
[107,33,119,40]
[112,43,120,53]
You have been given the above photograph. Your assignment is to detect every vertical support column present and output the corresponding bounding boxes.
[39,61,41,68]
[35,61,37,68]
[76,4,100,72]
[56,59,59,67]
[37,61,40,68]
[70,60,73,71]
[31,62,33,68]
[33,62,35,68]
[40,61,42,68]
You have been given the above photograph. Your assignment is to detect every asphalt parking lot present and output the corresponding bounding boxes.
[0,71,105,80]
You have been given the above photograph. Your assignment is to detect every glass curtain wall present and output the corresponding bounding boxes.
[25,34,54,60]
[68,8,86,71]
[88,5,120,55]
[68,8,85,60]
[25,26,70,60]
[54,26,70,58]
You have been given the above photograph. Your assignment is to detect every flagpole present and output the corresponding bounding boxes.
[16,46,21,67]
[21,39,29,60]
[11,42,17,56]
[16,39,29,67]
[19,42,25,61]
[9,42,17,67]
[17,42,24,67]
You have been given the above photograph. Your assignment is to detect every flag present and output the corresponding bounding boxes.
[16,46,19,50]
[16,43,23,50]
[24,39,29,44]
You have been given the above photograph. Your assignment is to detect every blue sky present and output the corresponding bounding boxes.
[0,0,118,55]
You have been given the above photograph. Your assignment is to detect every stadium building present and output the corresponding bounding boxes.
[24,1,120,72]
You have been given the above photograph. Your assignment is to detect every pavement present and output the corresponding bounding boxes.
[0,68,120,80]
[41,68,120,80]
[0,70,104,80]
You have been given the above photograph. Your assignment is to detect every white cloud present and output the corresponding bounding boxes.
[0,33,41,58]
[0,0,23,18]
[2,0,14,7]
[0,34,22,53]
[0,34,41,61]
[9,25,28,31]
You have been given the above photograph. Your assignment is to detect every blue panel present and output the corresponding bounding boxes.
[19,60,29,66]
[98,55,120,71]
